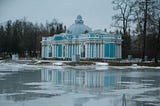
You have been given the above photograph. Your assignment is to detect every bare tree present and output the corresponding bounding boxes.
[153,1,160,63]
[112,0,136,58]
[112,0,135,35]
[134,0,158,61]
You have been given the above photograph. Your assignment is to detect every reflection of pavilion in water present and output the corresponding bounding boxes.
[41,69,121,90]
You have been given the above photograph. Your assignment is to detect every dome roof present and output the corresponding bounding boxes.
[67,15,91,35]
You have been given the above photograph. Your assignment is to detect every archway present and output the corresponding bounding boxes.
[81,45,85,57]
[49,46,52,57]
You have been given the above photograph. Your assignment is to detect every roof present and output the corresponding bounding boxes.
[67,15,91,35]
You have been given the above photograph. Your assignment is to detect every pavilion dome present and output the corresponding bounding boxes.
[67,15,91,35]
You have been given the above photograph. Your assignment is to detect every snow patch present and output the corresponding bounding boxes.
[95,66,109,70]
[141,80,155,82]
[117,81,137,84]
[134,97,159,102]
[22,89,65,95]
[53,62,64,66]
[0,93,26,96]
[23,82,65,94]
[96,62,108,66]
[112,87,160,96]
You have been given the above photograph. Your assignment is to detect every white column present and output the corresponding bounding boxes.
[56,45,58,58]
[41,46,44,58]
[88,43,90,58]
[79,44,80,56]
[53,45,54,57]
[92,43,94,58]
[95,44,97,58]
[109,44,110,58]
[97,44,99,58]
[54,45,56,57]
[67,44,69,58]
[115,44,117,58]
[52,45,54,57]
[85,44,87,58]
[120,44,122,58]
[62,45,64,58]
[75,44,77,54]
[102,44,104,58]
[76,44,77,55]
[68,45,69,58]
[69,44,71,57]
[75,44,76,55]
[77,44,79,55]
[68,44,70,58]
[96,44,98,58]
[76,44,78,55]
[65,44,67,58]
[74,44,75,55]
[72,44,74,55]
[97,43,100,58]
[51,45,53,57]
[100,43,102,58]
[85,44,88,58]
[70,44,71,58]
[46,45,49,58]
[87,44,89,58]
[94,43,96,58]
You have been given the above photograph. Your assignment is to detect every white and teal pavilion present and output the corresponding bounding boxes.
[41,15,122,59]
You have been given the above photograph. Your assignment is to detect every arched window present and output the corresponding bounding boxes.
[49,46,52,57]
[81,44,85,57]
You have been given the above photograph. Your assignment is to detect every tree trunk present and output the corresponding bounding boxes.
[155,18,160,63]
[142,0,148,61]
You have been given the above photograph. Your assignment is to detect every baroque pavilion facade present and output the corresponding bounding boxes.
[41,15,122,60]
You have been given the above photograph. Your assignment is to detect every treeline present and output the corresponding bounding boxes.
[112,0,160,62]
[0,18,66,58]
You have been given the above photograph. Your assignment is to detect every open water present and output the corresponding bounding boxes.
[0,63,160,106]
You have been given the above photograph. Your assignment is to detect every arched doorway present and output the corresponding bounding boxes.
[81,44,85,57]
[49,46,52,57]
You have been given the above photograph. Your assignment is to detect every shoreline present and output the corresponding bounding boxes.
[1,58,160,66]
[0,59,160,70]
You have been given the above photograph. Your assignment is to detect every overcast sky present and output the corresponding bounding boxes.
[0,0,115,30]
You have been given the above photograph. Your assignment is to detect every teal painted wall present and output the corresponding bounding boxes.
[104,43,115,58]
[90,43,94,58]
[58,44,62,57]
[104,44,109,57]
[109,43,115,57]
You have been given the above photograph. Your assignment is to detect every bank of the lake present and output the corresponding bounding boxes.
[1,59,160,69]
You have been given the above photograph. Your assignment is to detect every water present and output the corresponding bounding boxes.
[0,64,160,106]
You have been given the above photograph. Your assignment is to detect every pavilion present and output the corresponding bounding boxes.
[41,15,122,60]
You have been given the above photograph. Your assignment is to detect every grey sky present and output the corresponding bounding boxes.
[0,0,115,30]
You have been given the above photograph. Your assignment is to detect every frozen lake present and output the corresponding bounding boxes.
[0,63,160,106]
